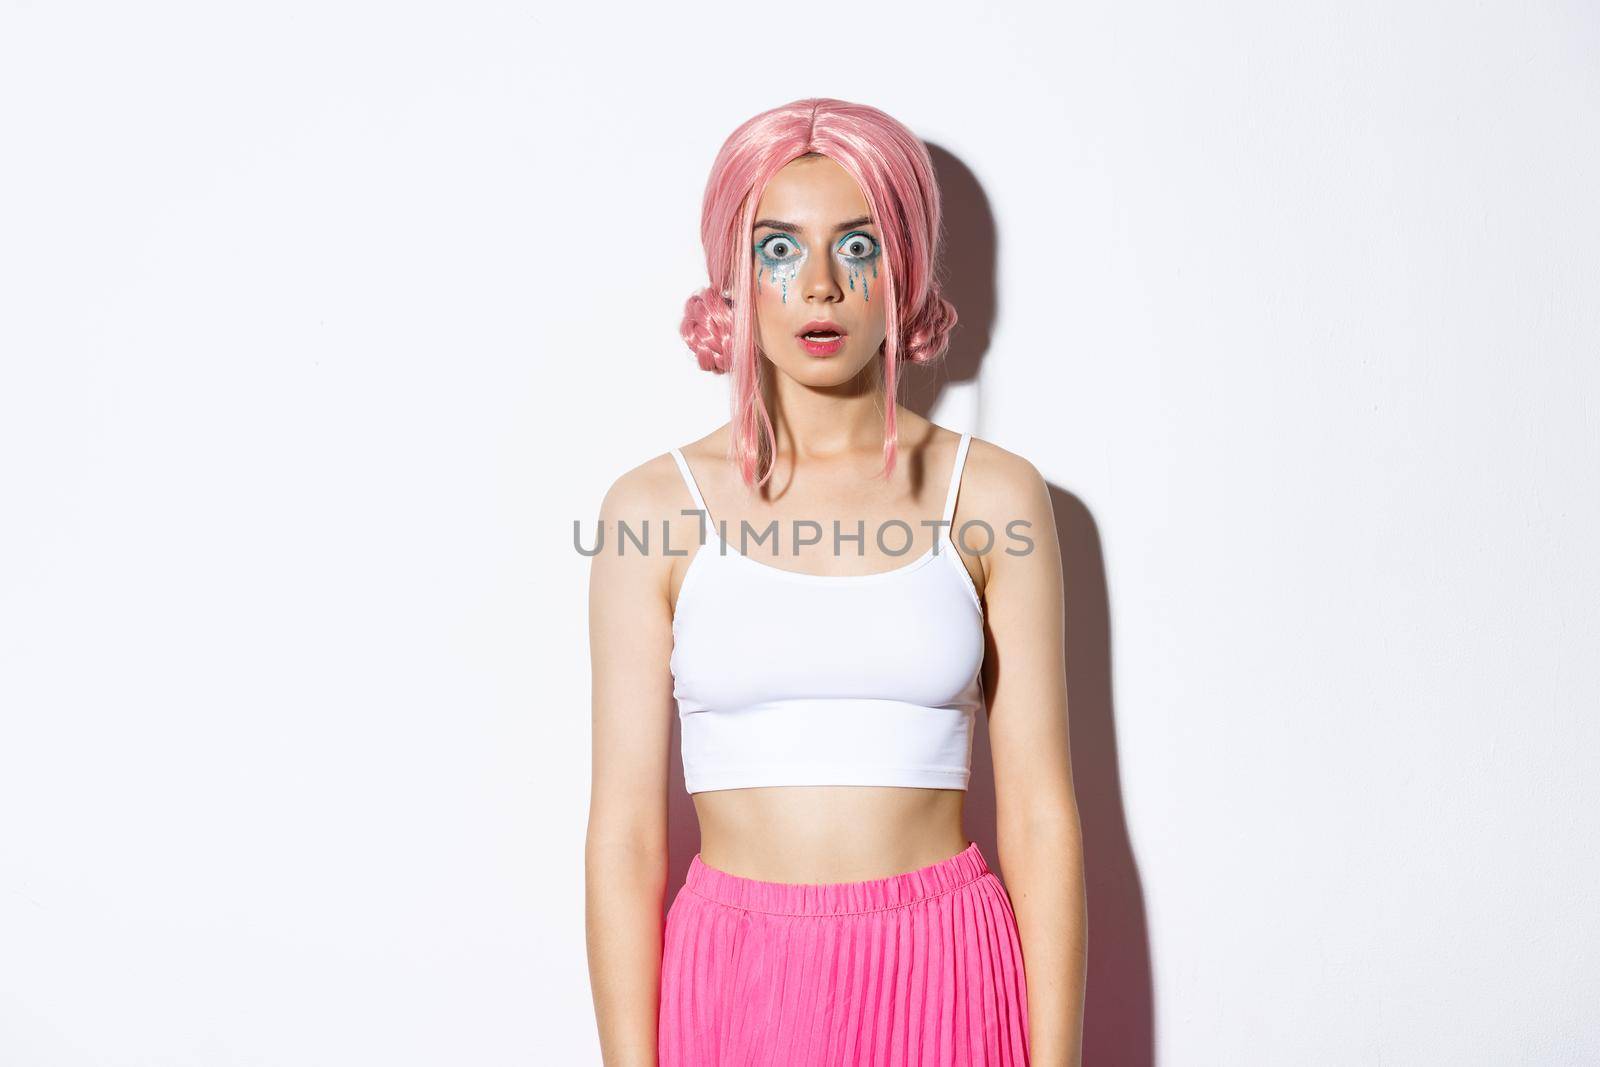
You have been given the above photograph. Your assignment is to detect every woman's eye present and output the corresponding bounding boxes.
[838,232,879,260]
[757,235,802,262]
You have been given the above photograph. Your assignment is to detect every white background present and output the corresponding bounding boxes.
[2,2,1596,1064]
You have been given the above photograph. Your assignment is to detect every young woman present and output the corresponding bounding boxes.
[587,98,1086,1066]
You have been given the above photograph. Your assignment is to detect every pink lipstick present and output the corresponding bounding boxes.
[797,319,848,357]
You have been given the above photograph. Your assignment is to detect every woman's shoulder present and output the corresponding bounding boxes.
[596,430,728,527]
[953,432,1055,572]
[947,429,1049,510]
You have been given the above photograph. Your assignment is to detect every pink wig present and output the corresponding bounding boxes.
[679,97,957,489]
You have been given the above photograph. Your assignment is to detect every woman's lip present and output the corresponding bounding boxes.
[798,334,847,356]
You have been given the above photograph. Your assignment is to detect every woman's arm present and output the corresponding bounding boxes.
[975,445,1087,1067]
[585,464,677,1067]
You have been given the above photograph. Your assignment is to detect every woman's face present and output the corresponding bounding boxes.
[750,154,889,388]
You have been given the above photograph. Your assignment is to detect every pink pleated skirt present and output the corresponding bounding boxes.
[658,840,1030,1066]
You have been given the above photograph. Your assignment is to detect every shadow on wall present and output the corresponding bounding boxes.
[663,142,1153,1067]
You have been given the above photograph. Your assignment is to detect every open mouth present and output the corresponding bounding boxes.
[797,321,848,355]
[797,330,847,355]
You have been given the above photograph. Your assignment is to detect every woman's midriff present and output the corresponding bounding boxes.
[691,785,969,883]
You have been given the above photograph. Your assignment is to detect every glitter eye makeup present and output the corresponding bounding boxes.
[755,233,807,303]
[836,231,881,301]
[753,228,883,304]
[756,233,805,266]
[836,231,879,261]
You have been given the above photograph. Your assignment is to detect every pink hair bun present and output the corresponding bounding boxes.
[898,290,958,365]
[680,286,733,373]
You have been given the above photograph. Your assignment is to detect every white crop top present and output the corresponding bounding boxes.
[667,433,986,794]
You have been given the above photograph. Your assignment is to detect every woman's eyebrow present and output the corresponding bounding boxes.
[753,215,874,234]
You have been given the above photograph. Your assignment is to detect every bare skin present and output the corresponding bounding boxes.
[587,155,1086,1065]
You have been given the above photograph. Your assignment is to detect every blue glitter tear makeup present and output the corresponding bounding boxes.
[836,231,880,302]
[844,258,874,301]
[755,233,805,304]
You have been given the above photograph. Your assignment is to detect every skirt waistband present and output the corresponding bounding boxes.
[683,840,992,916]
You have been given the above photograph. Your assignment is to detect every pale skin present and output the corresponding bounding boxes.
[586,155,1087,1065]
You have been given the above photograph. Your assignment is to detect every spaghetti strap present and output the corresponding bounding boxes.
[941,432,973,527]
[668,447,713,522]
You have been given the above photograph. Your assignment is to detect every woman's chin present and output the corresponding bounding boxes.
[769,355,878,389]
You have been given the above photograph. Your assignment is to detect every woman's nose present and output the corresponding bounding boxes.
[800,248,844,302]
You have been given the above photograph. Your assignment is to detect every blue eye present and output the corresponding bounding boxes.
[837,232,879,260]
[756,234,804,265]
